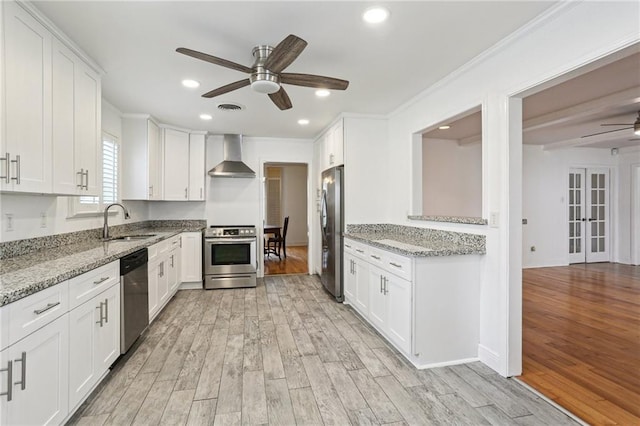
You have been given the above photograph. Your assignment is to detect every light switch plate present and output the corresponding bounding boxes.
[489,211,499,228]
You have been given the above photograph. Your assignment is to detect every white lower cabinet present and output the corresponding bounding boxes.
[148,235,183,322]
[168,245,181,294]
[180,232,202,283]
[1,313,70,426]
[384,273,412,353]
[68,284,120,410]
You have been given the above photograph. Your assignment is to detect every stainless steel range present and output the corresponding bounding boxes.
[203,225,257,289]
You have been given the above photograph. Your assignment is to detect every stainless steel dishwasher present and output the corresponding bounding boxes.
[120,248,149,354]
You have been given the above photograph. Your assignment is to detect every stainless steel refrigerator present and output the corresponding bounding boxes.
[320,165,344,301]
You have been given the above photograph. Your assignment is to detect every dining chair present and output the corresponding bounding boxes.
[267,216,289,260]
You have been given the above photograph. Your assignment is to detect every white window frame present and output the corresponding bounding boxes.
[68,131,120,218]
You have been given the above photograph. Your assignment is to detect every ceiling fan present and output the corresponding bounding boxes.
[176,34,349,110]
[581,110,640,138]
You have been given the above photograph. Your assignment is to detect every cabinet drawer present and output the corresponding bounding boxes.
[383,252,413,281]
[168,235,181,250]
[368,246,386,267]
[8,281,69,346]
[69,260,120,310]
[346,240,368,259]
[157,239,170,255]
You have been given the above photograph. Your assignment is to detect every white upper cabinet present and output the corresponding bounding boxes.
[162,128,190,201]
[188,133,206,201]
[317,119,344,172]
[2,1,101,196]
[52,39,101,196]
[121,116,163,200]
[1,1,52,193]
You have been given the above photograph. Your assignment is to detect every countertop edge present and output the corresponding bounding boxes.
[344,234,486,257]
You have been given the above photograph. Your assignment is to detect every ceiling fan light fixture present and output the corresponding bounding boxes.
[251,80,280,94]
[635,116,640,136]
[363,6,390,24]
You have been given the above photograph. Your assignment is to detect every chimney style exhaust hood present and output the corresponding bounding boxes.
[208,134,256,178]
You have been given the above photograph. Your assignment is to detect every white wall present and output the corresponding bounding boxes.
[0,100,147,242]
[616,147,640,265]
[372,1,639,376]
[280,164,308,246]
[422,138,482,217]
[522,145,619,268]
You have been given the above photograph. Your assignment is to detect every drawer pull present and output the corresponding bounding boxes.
[14,352,26,390]
[356,249,364,253]
[33,302,60,315]
[370,255,381,260]
[0,360,13,401]
[389,262,402,268]
[93,277,109,285]
[345,244,352,248]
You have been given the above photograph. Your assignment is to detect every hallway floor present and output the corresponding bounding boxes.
[264,245,308,275]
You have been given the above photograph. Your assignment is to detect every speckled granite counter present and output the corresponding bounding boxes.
[0,221,205,307]
[407,215,488,225]
[345,224,485,257]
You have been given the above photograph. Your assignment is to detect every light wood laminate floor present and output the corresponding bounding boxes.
[69,275,577,425]
[521,263,640,425]
[264,246,308,275]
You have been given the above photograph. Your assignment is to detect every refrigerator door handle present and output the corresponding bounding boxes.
[320,190,328,241]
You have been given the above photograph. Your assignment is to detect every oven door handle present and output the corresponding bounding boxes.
[205,238,257,244]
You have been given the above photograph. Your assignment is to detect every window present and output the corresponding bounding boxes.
[69,132,119,216]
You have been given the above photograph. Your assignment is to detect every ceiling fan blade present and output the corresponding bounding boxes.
[202,79,250,98]
[281,73,349,90]
[176,47,252,74]
[268,87,293,110]
[264,35,308,73]
[600,123,633,126]
[581,126,632,138]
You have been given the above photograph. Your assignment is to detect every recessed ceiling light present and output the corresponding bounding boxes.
[199,114,212,120]
[438,125,451,130]
[315,89,330,97]
[182,79,200,88]
[363,7,390,24]
[298,119,310,126]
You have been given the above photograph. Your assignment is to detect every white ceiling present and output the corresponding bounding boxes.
[31,1,557,139]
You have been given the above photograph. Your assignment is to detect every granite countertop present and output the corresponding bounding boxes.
[344,224,486,257]
[0,226,203,307]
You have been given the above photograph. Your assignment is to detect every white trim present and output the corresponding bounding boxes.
[178,282,202,290]
[478,344,501,374]
[413,357,480,370]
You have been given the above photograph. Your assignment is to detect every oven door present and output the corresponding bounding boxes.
[204,237,257,276]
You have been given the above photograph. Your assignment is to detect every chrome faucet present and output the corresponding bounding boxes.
[103,203,131,239]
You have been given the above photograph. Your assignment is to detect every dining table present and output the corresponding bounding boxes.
[264,224,281,237]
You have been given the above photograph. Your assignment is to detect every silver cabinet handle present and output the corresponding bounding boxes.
[0,360,13,401]
[380,275,383,293]
[96,304,103,327]
[170,254,174,267]
[200,188,203,199]
[104,298,109,323]
[356,249,364,254]
[84,169,90,190]
[389,262,402,268]
[383,277,389,295]
[77,169,85,188]
[14,352,26,390]
[351,260,354,274]
[345,244,352,248]
[159,262,164,277]
[33,301,60,315]
[1,152,10,183]
[371,254,380,260]
[93,277,109,285]
[11,155,20,184]
[184,188,188,199]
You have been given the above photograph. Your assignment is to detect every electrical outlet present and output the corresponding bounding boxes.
[5,213,14,232]
[40,212,47,228]
[489,211,499,227]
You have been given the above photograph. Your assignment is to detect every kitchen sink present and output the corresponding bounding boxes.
[105,234,157,241]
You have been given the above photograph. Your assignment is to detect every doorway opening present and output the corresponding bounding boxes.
[515,48,640,424]
[263,162,309,275]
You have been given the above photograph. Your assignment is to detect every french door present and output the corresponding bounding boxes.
[568,168,609,263]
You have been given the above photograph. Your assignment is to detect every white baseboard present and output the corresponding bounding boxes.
[412,357,480,370]
[478,344,503,375]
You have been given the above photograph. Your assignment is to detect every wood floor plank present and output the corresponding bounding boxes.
[405,385,455,425]
[436,393,491,425]
[216,334,245,415]
[159,389,196,426]
[157,323,199,382]
[140,326,182,374]
[375,375,434,426]
[213,412,242,426]
[260,320,286,380]
[186,399,217,426]
[291,326,317,356]
[241,370,268,425]
[264,245,308,275]
[371,347,422,388]
[175,324,213,391]
[290,387,324,426]
[324,361,368,411]
[265,378,297,426]
[132,379,175,426]
[348,407,381,426]
[194,327,229,400]
[301,355,351,425]
[104,372,157,426]
[349,369,403,424]
[431,366,492,407]
[349,339,390,378]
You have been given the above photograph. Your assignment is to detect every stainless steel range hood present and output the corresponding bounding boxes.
[208,134,256,178]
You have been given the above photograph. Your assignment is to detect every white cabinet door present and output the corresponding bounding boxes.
[157,259,169,311]
[74,61,101,196]
[148,258,160,321]
[68,296,99,410]
[51,39,78,195]
[189,134,205,200]
[168,249,180,295]
[331,120,344,167]
[163,128,190,200]
[2,1,52,193]
[354,257,369,315]
[181,232,203,283]
[148,120,162,200]
[344,254,356,302]
[385,274,412,354]
[368,265,386,330]
[0,347,8,425]
[7,314,69,426]
[95,284,120,373]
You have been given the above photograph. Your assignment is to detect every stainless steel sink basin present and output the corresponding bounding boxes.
[105,234,157,241]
